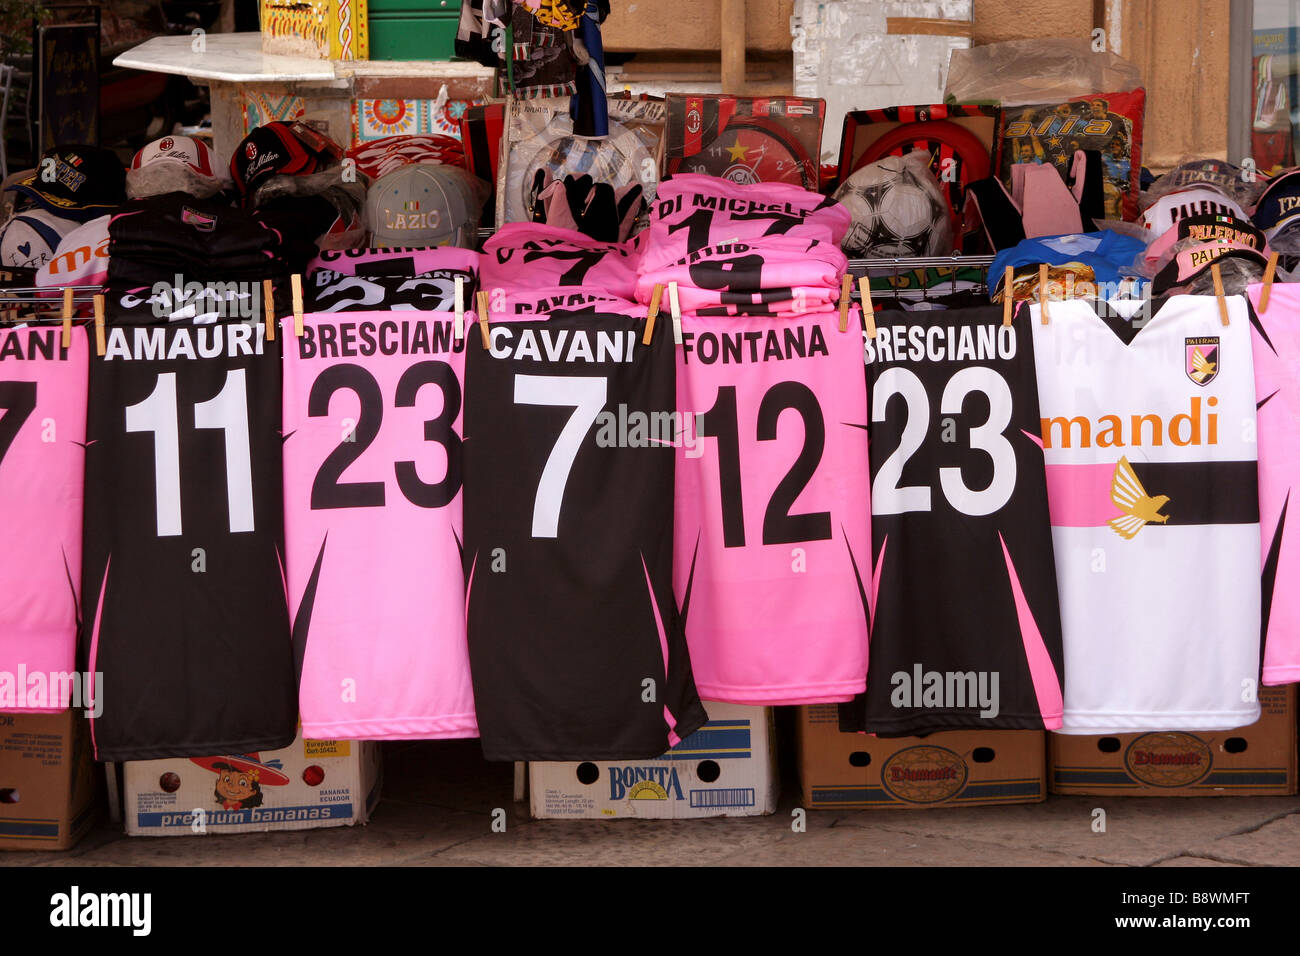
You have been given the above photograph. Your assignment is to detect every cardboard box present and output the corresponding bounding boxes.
[0,710,99,850]
[124,733,382,836]
[1049,685,1298,796]
[529,703,778,819]
[797,704,1046,809]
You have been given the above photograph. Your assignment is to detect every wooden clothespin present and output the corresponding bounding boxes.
[1038,264,1050,324]
[290,274,304,337]
[262,279,276,342]
[838,274,852,333]
[857,276,876,339]
[1211,262,1230,326]
[1000,265,1015,326]
[93,294,105,356]
[61,287,73,348]
[454,275,465,343]
[1259,251,1279,313]
[667,281,683,345]
[476,290,491,349]
[642,283,663,346]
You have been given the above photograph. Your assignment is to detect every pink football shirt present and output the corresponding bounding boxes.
[283,311,476,738]
[642,173,850,275]
[0,324,86,712]
[307,245,481,279]
[635,236,848,318]
[480,222,641,313]
[674,309,871,703]
[1248,283,1300,685]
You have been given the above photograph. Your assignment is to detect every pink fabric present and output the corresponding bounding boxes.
[1010,162,1083,238]
[673,310,871,704]
[1043,462,1118,527]
[640,173,851,275]
[481,222,641,313]
[283,311,477,739]
[636,236,848,318]
[1248,283,1300,685]
[0,326,87,713]
[999,532,1064,727]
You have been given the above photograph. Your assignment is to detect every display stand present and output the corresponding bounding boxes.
[112,32,496,161]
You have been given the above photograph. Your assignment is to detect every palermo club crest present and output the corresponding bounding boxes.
[1186,336,1220,386]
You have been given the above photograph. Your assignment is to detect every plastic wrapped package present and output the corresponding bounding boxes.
[944,38,1142,106]
[791,0,972,164]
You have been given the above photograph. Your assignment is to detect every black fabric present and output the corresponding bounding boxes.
[1072,149,1106,232]
[305,268,479,313]
[463,311,707,760]
[839,304,1065,735]
[80,315,297,760]
[963,177,1027,252]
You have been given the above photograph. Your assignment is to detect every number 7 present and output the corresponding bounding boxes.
[514,375,607,538]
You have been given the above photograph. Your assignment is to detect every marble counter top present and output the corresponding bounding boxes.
[113,32,496,84]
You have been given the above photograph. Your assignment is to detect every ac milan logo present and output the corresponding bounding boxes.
[159,137,174,151]
[686,109,701,135]
[245,142,258,159]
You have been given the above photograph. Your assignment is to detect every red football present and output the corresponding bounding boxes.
[302,765,325,786]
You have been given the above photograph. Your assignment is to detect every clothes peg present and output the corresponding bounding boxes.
[1211,262,1229,326]
[476,290,491,349]
[1259,251,1279,313]
[1038,264,1050,324]
[838,274,852,332]
[93,294,105,356]
[1001,265,1014,326]
[61,287,73,348]
[454,275,465,342]
[668,281,682,345]
[857,276,876,339]
[262,279,276,342]
[291,274,304,337]
[642,283,663,346]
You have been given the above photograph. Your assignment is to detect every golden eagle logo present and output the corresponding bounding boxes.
[1108,457,1171,539]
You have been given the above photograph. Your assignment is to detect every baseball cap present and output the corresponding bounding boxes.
[0,207,81,268]
[1145,212,1268,267]
[127,135,223,200]
[1153,237,1267,294]
[1140,187,1248,238]
[1251,168,1300,236]
[345,134,467,181]
[36,214,111,292]
[6,145,126,221]
[364,163,489,249]
[230,121,342,197]
[1141,158,1267,211]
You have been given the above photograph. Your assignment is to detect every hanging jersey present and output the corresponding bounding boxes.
[307,246,481,280]
[305,269,477,313]
[641,173,850,276]
[463,310,708,760]
[1247,283,1300,685]
[284,311,476,739]
[1031,296,1262,733]
[480,222,641,314]
[675,310,871,704]
[80,316,297,760]
[635,235,848,318]
[0,325,86,712]
[840,304,1065,735]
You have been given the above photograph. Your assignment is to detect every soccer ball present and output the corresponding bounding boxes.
[834,151,953,258]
